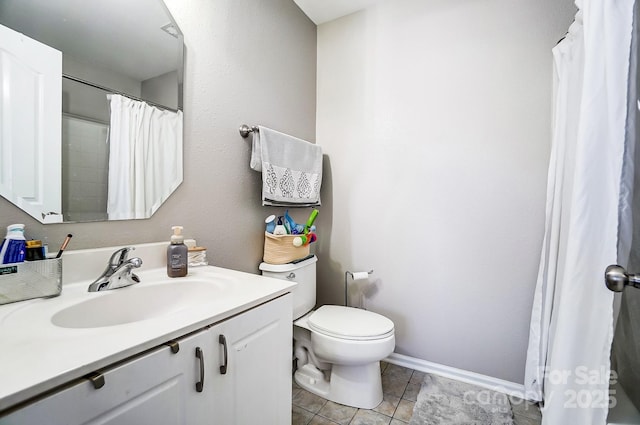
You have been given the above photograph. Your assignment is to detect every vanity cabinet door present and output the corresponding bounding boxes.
[173,327,218,423]
[209,294,292,425]
[1,333,210,425]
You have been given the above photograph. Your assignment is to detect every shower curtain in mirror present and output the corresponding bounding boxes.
[106,94,183,220]
[524,1,634,424]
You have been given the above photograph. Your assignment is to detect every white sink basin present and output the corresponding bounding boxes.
[51,280,227,328]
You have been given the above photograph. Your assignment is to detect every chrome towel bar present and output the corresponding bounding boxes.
[239,124,258,138]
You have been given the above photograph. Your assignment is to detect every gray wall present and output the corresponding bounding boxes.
[62,57,142,123]
[314,0,576,383]
[0,0,317,274]
[141,70,179,111]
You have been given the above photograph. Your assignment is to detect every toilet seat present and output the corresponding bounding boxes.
[308,305,394,341]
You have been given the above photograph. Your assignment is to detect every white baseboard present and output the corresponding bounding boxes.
[385,352,528,400]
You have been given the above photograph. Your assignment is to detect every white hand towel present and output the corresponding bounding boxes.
[250,126,322,206]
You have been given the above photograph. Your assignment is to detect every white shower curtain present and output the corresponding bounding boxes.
[524,1,634,424]
[107,94,183,220]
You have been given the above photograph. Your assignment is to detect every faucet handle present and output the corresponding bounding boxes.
[126,257,143,269]
[109,246,135,267]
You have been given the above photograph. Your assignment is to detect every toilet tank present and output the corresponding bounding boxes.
[259,255,317,320]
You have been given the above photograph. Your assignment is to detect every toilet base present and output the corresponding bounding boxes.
[294,361,383,409]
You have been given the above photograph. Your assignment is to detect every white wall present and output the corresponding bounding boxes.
[0,0,317,274]
[315,0,576,383]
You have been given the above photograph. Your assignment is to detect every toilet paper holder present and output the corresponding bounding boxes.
[344,270,373,307]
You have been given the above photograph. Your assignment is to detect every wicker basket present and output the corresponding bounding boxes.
[263,232,310,265]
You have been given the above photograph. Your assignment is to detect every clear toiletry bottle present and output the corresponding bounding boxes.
[167,226,188,278]
[0,224,26,264]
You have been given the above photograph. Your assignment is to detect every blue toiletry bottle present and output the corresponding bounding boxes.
[0,224,27,264]
[284,210,305,235]
[265,215,277,234]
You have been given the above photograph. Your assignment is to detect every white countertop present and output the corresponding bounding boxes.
[0,264,295,412]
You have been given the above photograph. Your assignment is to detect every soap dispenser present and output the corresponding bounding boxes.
[167,226,188,278]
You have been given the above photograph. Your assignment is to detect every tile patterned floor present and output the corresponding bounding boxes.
[510,396,543,425]
[292,362,542,425]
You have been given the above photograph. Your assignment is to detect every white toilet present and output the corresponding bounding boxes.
[260,255,395,409]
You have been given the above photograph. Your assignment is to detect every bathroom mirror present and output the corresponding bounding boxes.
[0,0,184,223]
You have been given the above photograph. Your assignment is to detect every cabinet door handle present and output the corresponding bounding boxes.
[219,334,228,375]
[195,347,205,392]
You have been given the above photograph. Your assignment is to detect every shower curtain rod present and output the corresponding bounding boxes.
[63,74,182,113]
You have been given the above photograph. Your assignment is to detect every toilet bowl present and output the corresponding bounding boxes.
[294,305,395,408]
[259,256,396,409]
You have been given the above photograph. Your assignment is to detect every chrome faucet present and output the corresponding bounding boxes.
[88,247,143,292]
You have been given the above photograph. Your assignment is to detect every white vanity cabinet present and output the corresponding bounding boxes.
[0,294,292,425]
[0,342,196,425]
[206,293,293,424]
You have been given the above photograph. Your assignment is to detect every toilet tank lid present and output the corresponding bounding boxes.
[259,255,317,272]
